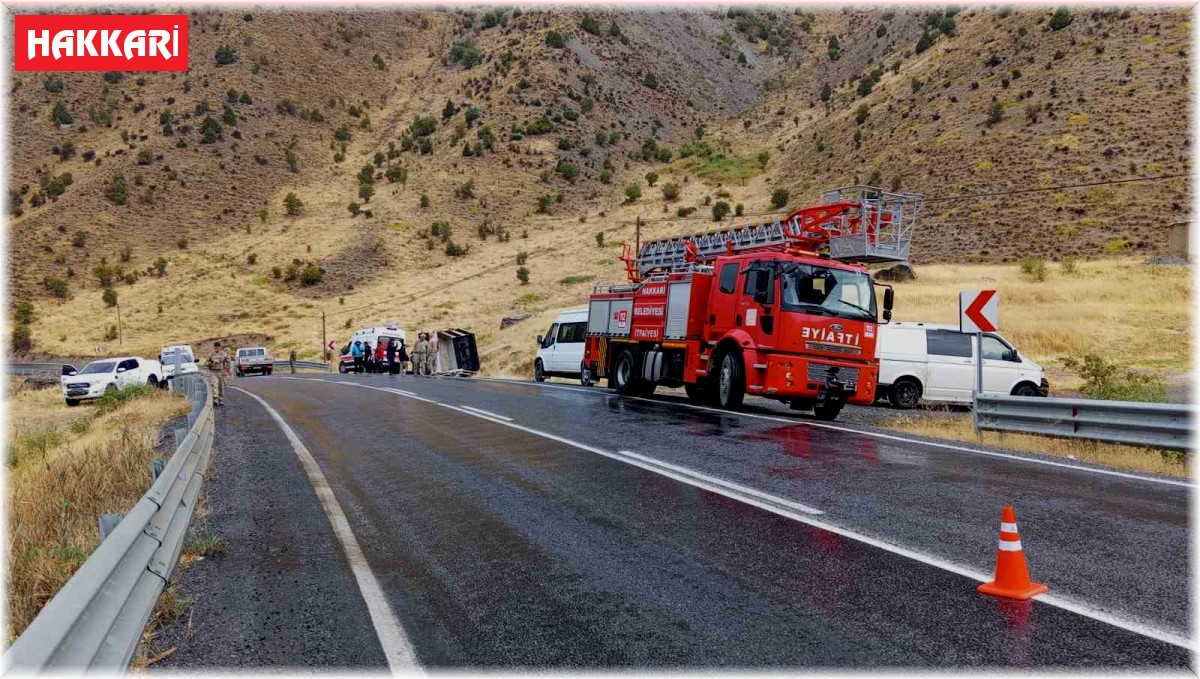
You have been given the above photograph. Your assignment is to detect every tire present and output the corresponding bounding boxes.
[104,384,117,395]
[890,378,922,410]
[236,371,244,378]
[813,400,844,421]
[1012,382,1039,397]
[147,376,158,388]
[580,362,594,387]
[612,349,640,396]
[265,368,273,376]
[684,383,710,404]
[534,359,546,383]
[65,398,80,407]
[716,351,746,410]
[338,363,347,374]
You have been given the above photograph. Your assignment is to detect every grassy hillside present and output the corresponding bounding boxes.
[7,6,1190,379]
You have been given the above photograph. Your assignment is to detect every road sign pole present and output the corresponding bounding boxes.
[322,311,329,372]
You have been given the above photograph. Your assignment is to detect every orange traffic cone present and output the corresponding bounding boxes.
[978,506,1049,600]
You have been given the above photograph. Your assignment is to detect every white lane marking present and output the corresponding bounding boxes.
[476,377,1194,489]
[272,378,1194,649]
[459,405,513,422]
[231,386,420,671]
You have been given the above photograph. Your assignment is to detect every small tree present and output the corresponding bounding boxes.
[443,99,457,120]
[770,188,790,210]
[299,264,323,286]
[44,277,69,299]
[624,184,642,203]
[347,202,361,215]
[915,32,935,54]
[1049,7,1072,31]
[120,245,133,262]
[986,102,1005,126]
[661,182,681,201]
[545,31,565,48]
[643,72,658,90]
[516,251,529,265]
[105,173,128,206]
[11,323,32,354]
[517,266,530,284]
[215,45,237,65]
[14,302,34,326]
[102,287,118,307]
[712,201,731,221]
[645,171,659,187]
[820,82,833,102]
[595,231,605,247]
[284,192,303,215]
[51,101,74,125]
[358,183,375,203]
[855,104,870,125]
[72,230,89,248]
[154,257,168,276]
[259,208,269,223]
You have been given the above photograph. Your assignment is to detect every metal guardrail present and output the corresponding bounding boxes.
[974,394,1193,451]
[4,373,215,672]
[272,359,330,370]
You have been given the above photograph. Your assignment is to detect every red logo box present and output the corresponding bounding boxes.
[15,14,188,71]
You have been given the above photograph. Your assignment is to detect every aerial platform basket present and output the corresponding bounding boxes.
[820,186,923,264]
[628,185,923,279]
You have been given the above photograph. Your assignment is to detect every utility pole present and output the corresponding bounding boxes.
[116,301,122,345]
[635,214,642,255]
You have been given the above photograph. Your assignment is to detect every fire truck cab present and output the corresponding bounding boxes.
[583,186,921,421]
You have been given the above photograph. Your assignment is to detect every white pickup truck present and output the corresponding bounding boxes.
[61,356,165,406]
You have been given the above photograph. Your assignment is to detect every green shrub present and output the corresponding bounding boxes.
[770,188,790,210]
[13,302,34,326]
[105,174,127,206]
[51,101,74,126]
[11,323,32,353]
[661,182,681,201]
[1018,255,1047,281]
[44,277,69,299]
[1049,7,1072,31]
[95,383,154,413]
[215,45,237,65]
[445,241,470,257]
[855,104,870,125]
[915,31,934,54]
[712,201,731,221]
[624,184,642,203]
[595,232,605,247]
[299,264,323,286]
[645,171,659,187]
[154,257,168,276]
[643,72,658,89]
[1060,257,1078,275]
[517,266,530,284]
[560,275,594,285]
[102,287,118,307]
[283,192,303,215]
[1061,354,1166,402]
[545,31,565,48]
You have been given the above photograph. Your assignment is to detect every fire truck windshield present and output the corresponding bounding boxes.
[779,264,878,321]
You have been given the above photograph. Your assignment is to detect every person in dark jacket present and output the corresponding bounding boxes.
[362,341,374,374]
[397,339,409,374]
[385,339,398,376]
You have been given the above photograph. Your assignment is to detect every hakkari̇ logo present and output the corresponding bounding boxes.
[15,14,189,71]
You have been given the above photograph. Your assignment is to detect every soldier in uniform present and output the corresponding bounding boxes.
[207,341,232,405]
[422,332,438,376]
[410,333,426,376]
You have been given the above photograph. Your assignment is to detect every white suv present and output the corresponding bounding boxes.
[61,356,165,406]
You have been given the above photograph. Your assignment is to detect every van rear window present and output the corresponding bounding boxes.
[927,329,972,358]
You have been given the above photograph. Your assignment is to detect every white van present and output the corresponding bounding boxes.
[877,322,1048,409]
[159,344,198,379]
[339,324,407,373]
[535,308,590,385]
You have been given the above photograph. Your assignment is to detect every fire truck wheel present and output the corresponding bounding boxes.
[716,351,746,410]
[534,359,546,382]
[890,377,922,410]
[812,400,844,421]
[580,362,594,387]
[612,349,641,396]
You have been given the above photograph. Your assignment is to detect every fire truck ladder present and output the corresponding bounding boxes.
[627,186,923,279]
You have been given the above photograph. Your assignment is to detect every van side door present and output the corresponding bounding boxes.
[980,334,1020,394]
[557,321,586,374]
[925,330,975,402]
[539,323,560,371]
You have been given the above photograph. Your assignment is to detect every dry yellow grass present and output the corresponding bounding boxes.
[879,258,1192,390]
[884,411,1189,478]
[5,383,191,641]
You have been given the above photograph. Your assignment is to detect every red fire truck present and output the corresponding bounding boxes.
[582,186,922,421]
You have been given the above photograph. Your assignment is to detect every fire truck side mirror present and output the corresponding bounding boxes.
[883,287,894,321]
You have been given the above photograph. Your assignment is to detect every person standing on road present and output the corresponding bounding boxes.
[289,349,297,374]
[397,339,409,375]
[364,341,375,374]
[421,332,438,376]
[207,341,232,406]
[351,340,364,373]
[385,339,398,377]
[411,333,426,376]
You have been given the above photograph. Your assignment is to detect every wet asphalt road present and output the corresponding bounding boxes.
[165,373,1191,669]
